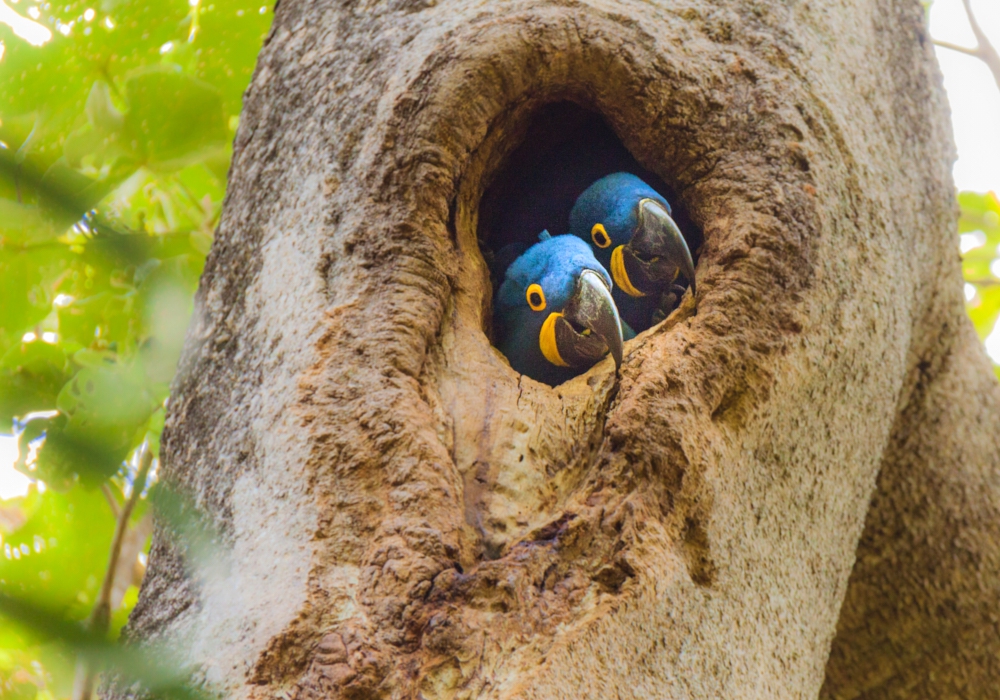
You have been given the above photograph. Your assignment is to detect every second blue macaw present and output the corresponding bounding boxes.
[495,232,624,386]
[569,172,696,334]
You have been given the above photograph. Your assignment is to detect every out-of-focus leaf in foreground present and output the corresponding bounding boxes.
[0,0,271,696]
[959,191,1000,380]
[0,594,208,700]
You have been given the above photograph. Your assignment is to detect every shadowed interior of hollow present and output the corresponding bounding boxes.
[477,101,703,293]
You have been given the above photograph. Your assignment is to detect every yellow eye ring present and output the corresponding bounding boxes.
[591,223,611,249]
[526,283,546,311]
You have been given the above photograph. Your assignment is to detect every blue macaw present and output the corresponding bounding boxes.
[494,232,624,386]
[569,172,696,334]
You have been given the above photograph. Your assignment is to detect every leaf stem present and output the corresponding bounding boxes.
[101,484,121,519]
[71,445,154,700]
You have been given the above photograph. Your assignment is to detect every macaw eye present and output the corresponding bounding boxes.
[526,283,546,311]
[591,223,611,249]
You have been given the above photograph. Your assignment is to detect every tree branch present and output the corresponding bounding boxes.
[71,446,154,700]
[962,0,995,58]
[933,39,982,58]
[935,0,1000,93]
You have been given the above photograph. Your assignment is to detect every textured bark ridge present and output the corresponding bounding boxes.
[117,1,1000,699]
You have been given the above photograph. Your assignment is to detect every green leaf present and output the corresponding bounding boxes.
[39,159,120,219]
[0,245,72,353]
[0,145,125,237]
[968,284,1000,340]
[0,200,50,244]
[957,190,1000,217]
[0,487,113,617]
[56,292,108,349]
[958,191,1000,239]
[124,67,228,170]
[64,81,134,172]
[71,349,119,368]
[136,255,200,384]
[43,364,155,485]
[86,81,125,136]
[0,593,211,700]
[0,342,70,432]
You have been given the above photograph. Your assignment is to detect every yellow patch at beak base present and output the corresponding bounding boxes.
[539,312,569,367]
[611,245,646,297]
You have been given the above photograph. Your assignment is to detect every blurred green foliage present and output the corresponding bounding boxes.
[0,0,270,697]
[959,191,1000,381]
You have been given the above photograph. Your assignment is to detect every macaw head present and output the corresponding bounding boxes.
[569,172,696,299]
[495,233,624,386]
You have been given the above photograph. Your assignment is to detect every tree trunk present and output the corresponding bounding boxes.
[116,0,1000,698]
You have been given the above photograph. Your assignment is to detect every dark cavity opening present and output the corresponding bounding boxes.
[478,102,702,291]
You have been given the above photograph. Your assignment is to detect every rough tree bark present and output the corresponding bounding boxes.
[115,0,1000,698]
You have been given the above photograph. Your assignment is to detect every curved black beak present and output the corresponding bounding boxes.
[552,270,624,370]
[616,198,696,297]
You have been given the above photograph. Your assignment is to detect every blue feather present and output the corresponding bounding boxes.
[569,173,681,332]
[569,173,670,251]
[494,234,618,385]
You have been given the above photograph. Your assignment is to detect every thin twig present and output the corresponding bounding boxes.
[962,0,994,55]
[101,484,121,519]
[962,0,1000,92]
[964,278,1000,287]
[94,447,153,631]
[71,446,154,700]
[934,0,1000,93]
[933,39,982,58]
